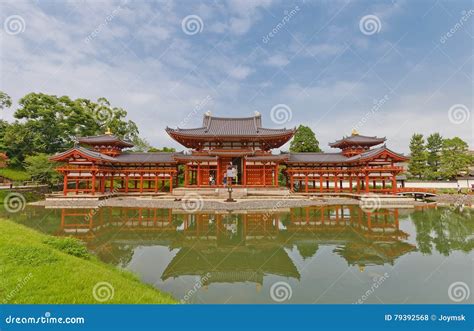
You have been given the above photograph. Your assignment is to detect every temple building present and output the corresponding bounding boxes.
[50,112,408,195]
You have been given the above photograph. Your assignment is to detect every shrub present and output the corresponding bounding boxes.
[43,237,90,259]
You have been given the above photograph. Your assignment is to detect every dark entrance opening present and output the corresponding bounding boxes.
[231,157,242,185]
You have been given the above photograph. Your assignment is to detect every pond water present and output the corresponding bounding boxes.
[3,205,473,304]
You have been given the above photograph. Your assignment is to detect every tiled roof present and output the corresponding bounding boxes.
[166,114,295,137]
[287,146,408,164]
[347,146,408,162]
[78,134,134,148]
[114,153,176,164]
[247,155,290,162]
[50,146,117,162]
[329,134,386,148]
[287,153,348,164]
[50,147,176,164]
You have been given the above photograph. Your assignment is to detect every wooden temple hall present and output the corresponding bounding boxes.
[50,112,408,195]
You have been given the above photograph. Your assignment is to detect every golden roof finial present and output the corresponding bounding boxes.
[105,127,112,135]
[351,128,359,136]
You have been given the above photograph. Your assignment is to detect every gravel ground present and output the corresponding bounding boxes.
[431,194,473,206]
[31,195,435,211]
[34,197,358,211]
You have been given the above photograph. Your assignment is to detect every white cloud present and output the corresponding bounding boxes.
[266,54,290,67]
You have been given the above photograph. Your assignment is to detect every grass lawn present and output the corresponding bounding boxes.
[0,219,177,304]
[0,168,30,182]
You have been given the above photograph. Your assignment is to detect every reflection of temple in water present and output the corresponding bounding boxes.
[57,206,416,284]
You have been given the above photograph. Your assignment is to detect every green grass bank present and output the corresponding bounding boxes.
[0,219,177,304]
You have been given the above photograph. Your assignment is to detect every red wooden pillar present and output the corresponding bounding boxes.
[91,172,96,195]
[391,173,397,193]
[305,174,309,193]
[110,173,114,192]
[263,163,266,187]
[356,176,360,194]
[169,173,173,192]
[63,172,68,196]
[243,159,247,186]
[274,164,278,187]
[184,164,189,186]
[349,173,353,193]
[334,174,338,193]
[365,173,369,193]
[154,174,158,193]
[319,174,323,193]
[197,162,201,187]
[290,173,294,192]
[125,174,129,193]
[140,174,144,193]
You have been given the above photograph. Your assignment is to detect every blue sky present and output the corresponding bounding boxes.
[0,0,472,153]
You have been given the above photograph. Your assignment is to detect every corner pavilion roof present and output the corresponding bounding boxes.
[329,133,386,149]
[287,146,408,164]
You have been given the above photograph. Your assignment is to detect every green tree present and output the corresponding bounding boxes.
[9,93,139,159]
[2,122,42,167]
[131,136,152,152]
[24,153,60,184]
[148,147,176,152]
[425,133,444,179]
[0,91,12,110]
[439,137,471,179]
[289,125,322,152]
[408,133,427,179]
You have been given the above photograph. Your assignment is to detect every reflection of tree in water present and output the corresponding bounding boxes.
[296,242,319,260]
[411,207,474,256]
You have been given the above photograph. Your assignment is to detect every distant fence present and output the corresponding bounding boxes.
[405,181,469,189]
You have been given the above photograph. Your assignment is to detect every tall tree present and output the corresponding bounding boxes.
[24,153,60,185]
[426,133,444,179]
[0,91,12,110]
[148,147,176,152]
[289,125,322,152]
[439,137,471,179]
[12,93,139,156]
[408,133,427,179]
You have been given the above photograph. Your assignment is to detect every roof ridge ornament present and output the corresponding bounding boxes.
[351,128,359,136]
[105,127,112,135]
